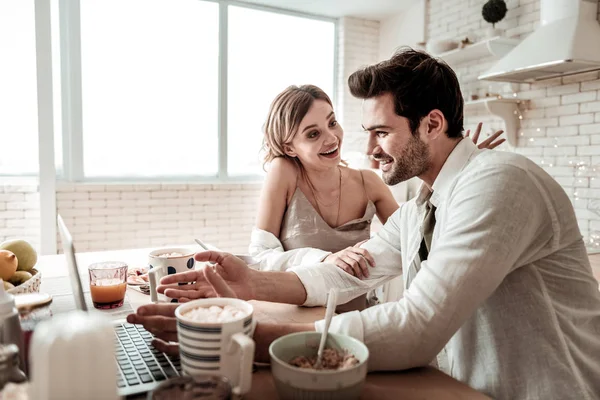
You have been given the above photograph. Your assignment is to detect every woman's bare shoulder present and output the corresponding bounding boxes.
[357,168,390,201]
[268,157,299,184]
[265,157,300,200]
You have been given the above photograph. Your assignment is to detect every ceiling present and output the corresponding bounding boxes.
[234,0,416,20]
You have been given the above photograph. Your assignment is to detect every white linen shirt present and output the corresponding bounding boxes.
[289,139,600,400]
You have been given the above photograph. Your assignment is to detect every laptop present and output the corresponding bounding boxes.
[57,214,181,397]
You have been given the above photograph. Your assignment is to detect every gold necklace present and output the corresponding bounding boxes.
[306,167,343,227]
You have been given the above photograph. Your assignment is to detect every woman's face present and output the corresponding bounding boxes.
[286,99,343,171]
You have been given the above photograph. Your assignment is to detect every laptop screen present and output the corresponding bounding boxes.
[57,214,88,312]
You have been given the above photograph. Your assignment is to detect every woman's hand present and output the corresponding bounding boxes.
[466,122,506,149]
[324,241,375,279]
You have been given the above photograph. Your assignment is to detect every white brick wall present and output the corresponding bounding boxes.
[55,183,262,254]
[336,17,409,233]
[0,181,41,250]
[337,17,380,165]
[7,3,600,253]
[427,0,600,247]
[1,16,386,255]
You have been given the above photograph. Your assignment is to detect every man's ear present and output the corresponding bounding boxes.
[425,109,446,140]
[283,144,297,157]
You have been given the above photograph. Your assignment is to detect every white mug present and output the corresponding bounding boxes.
[174,298,255,396]
[148,248,196,303]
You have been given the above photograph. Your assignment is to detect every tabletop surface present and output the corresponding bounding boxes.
[44,245,599,399]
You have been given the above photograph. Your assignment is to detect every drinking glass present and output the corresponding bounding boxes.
[88,261,128,309]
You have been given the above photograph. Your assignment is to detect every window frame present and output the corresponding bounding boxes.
[54,0,338,183]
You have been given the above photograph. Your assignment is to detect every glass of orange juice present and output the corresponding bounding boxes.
[88,261,128,309]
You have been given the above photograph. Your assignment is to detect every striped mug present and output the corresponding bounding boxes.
[174,298,255,396]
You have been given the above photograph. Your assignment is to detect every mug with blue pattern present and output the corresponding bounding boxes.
[148,248,196,303]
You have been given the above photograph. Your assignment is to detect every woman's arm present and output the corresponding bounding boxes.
[255,157,297,237]
[362,169,400,225]
[249,227,331,271]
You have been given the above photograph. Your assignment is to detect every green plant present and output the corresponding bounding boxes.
[482,0,508,28]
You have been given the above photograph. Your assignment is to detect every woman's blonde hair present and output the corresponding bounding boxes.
[262,85,334,169]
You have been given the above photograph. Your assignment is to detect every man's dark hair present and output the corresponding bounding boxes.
[348,47,464,138]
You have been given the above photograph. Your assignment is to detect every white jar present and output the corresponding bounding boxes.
[28,311,118,400]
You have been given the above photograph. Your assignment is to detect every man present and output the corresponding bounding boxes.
[129,49,600,399]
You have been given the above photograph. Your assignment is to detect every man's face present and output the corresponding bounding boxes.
[362,93,430,186]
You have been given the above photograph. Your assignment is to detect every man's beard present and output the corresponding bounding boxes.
[377,135,430,186]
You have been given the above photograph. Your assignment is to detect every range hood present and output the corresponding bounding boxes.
[479,0,600,83]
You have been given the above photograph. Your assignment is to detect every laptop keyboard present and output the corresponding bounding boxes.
[114,322,181,389]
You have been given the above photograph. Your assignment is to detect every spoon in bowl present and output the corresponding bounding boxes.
[314,288,339,369]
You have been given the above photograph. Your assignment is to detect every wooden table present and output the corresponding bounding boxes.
[32,248,494,399]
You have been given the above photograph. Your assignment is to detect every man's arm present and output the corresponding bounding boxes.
[167,213,404,307]
[313,163,553,371]
[249,270,309,304]
[251,206,406,307]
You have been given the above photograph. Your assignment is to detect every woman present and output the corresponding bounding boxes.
[248,84,503,310]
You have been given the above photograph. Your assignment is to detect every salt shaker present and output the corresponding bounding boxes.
[28,310,119,400]
[0,280,26,374]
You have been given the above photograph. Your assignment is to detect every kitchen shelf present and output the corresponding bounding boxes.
[464,97,525,147]
[435,36,520,66]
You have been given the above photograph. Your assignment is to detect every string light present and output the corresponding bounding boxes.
[470,88,600,248]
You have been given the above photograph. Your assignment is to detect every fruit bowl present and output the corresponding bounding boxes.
[7,268,42,295]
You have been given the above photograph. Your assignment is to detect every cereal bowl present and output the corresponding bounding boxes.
[269,331,369,400]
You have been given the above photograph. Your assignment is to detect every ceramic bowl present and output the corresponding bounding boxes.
[269,332,369,400]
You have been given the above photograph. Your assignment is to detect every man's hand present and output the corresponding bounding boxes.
[466,122,506,149]
[157,251,256,302]
[126,303,180,355]
[324,240,375,279]
[127,266,241,355]
[129,263,316,363]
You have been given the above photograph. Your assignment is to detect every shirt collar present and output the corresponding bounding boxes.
[417,138,479,208]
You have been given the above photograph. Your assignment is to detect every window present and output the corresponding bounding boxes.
[12,0,336,180]
[51,0,63,174]
[0,0,39,175]
[79,0,219,177]
[227,6,335,176]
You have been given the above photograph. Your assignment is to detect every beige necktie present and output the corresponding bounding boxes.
[407,199,436,289]
[419,200,436,262]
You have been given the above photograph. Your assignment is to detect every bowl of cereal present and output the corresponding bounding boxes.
[269,331,369,400]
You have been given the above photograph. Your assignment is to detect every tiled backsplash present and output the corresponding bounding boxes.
[428,0,600,247]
